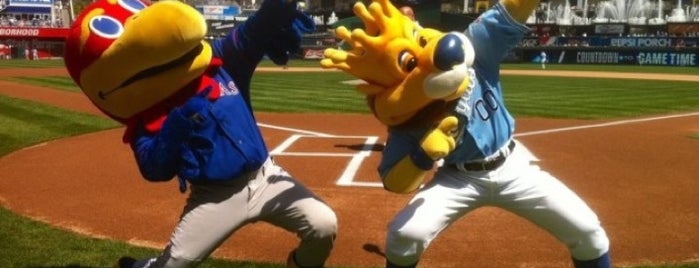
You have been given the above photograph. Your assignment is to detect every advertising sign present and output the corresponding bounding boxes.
[195,5,241,21]
[637,52,698,66]
[0,27,70,39]
[522,48,699,66]
[520,36,699,48]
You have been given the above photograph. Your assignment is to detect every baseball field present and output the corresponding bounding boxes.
[0,59,698,268]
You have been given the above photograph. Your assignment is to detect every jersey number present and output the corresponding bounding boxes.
[474,89,499,120]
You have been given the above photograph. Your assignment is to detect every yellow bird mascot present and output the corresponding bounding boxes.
[64,0,340,267]
[322,0,612,267]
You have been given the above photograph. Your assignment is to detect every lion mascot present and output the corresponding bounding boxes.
[321,0,476,193]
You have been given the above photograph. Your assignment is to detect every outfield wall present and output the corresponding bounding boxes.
[517,46,699,66]
[514,36,699,66]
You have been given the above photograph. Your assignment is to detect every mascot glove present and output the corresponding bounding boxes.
[245,0,315,38]
[265,15,315,65]
[170,88,212,128]
[420,116,459,160]
[253,0,309,29]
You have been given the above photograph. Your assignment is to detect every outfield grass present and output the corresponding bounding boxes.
[2,76,81,92]
[5,63,697,118]
[2,58,699,74]
[1,59,698,267]
[502,75,699,118]
[0,59,66,68]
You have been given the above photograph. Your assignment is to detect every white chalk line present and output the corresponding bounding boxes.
[515,111,699,137]
[257,123,334,137]
[259,111,699,188]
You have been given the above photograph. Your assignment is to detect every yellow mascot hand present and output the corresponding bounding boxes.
[382,157,429,194]
[420,116,458,160]
[381,116,458,194]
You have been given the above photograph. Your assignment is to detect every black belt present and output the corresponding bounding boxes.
[452,141,516,172]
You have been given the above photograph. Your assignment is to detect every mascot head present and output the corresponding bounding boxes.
[321,0,475,127]
[64,0,212,123]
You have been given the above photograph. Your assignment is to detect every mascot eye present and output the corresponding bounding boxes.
[118,0,147,13]
[89,16,124,39]
[398,50,418,72]
[419,36,427,47]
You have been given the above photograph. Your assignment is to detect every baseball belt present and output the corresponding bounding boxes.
[452,140,516,172]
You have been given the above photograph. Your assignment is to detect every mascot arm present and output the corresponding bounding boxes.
[382,156,430,194]
[216,0,314,91]
[502,0,540,23]
[131,120,186,182]
[130,92,209,182]
[380,117,458,194]
[233,0,315,66]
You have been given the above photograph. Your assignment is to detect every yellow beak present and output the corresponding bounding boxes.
[80,0,212,120]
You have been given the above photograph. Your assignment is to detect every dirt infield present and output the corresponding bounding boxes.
[1,67,699,267]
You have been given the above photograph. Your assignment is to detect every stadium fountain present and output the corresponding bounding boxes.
[591,0,699,24]
[526,0,699,25]
[592,0,655,24]
[666,0,699,22]
[526,0,589,25]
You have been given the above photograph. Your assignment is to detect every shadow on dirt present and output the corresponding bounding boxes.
[335,143,385,152]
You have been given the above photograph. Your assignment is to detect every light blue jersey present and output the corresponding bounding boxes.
[379,3,530,177]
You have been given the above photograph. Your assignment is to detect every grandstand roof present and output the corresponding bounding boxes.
[2,6,51,13]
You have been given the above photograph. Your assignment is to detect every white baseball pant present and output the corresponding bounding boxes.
[146,158,337,268]
[385,141,609,266]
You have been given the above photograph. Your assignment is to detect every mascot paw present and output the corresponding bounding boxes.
[253,0,315,31]
[420,116,458,160]
[249,0,315,64]
[265,14,315,64]
[174,89,212,123]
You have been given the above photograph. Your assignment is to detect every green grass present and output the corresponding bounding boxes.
[1,60,698,267]
[251,72,369,113]
[0,59,66,68]
[0,206,154,268]
[500,63,699,74]
[502,76,699,119]
[249,71,699,119]
[0,95,119,155]
[1,76,82,92]
[2,58,699,75]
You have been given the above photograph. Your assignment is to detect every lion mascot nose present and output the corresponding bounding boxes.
[434,33,466,71]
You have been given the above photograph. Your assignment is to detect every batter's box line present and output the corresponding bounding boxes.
[269,134,383,188]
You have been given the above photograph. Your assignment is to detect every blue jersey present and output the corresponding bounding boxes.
[379,4,529,177]
[130,26,269,191]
